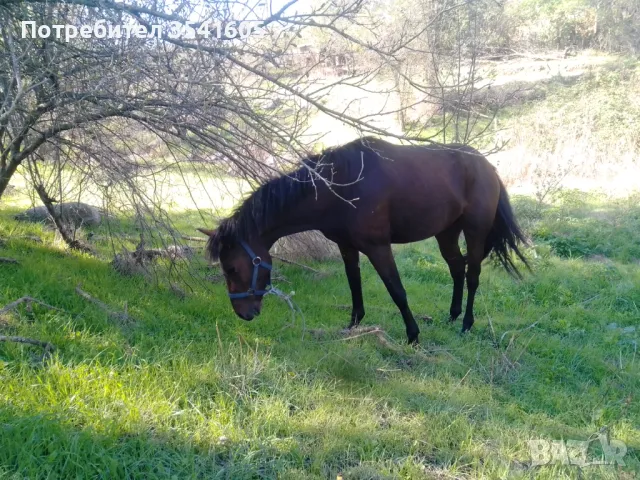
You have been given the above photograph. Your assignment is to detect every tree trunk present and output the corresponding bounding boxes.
[33,183,93,254]
[0,160,20,200]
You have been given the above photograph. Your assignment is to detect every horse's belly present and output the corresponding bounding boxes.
[389,224,441,243]
[389,205,462,244]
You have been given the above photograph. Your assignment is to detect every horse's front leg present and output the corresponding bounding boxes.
[361,244,420,345]
[337,243,365,329]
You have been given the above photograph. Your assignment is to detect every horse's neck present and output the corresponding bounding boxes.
[259,189,333,249]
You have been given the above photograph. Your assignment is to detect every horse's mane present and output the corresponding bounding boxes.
[205,137,381,260]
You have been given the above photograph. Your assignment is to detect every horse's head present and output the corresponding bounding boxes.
[198,228,272,321]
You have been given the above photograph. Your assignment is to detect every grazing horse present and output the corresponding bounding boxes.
[198,137,528,344]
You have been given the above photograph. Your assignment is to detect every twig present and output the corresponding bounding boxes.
[0,335,55,359]
[0,257,19,264]
[268,286,307,340]
[513,334,536,365]
[417,345,465,365]
[215,321,224,354]
[487,315,498,346]
[273,255,325,275]
[341,325,384,338]
[75,284,133,323]
[499,320,540,347]
[340,326,400,351]
[182,235,207,243]
[458,368,472,386]
[0,296,64,315]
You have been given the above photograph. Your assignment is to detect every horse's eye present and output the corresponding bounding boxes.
[226,267,236,275]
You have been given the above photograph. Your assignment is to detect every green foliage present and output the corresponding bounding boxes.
[524,190,640,262]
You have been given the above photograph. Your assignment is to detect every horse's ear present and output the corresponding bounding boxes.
[197,228,216,237]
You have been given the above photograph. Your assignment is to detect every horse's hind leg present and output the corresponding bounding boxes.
[436,224,465,322]
[460,227,489,332]
[361,244,420,344]
[337,243,365,329]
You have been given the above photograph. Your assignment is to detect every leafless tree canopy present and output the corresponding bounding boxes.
[1,0,508,198]
[1,0,541,274]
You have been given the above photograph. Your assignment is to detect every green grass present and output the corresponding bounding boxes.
[1,189,639,479]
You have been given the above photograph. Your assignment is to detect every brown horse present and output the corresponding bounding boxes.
[198,137,528,344]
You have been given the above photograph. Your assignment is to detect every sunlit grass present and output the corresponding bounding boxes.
[1,187,639,479]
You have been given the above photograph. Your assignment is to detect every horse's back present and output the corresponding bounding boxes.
[335,139,500,243]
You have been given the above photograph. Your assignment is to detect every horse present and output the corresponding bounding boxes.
[197,137,529,344]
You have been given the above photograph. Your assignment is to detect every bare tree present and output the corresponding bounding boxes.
[1,0,507,278]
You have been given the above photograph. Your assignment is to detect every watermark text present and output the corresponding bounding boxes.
[529,434,627,467]
[21,20,264,42]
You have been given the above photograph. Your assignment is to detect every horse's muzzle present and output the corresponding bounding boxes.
[237,307,261,321]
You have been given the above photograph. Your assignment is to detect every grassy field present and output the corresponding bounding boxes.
[1,53,639,478]
[1,187,639,479]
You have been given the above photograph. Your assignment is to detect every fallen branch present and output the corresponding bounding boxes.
[0,335,55,359]
[311,325,439,362]
[0,296,64,315]
[134,246,195,262]
[273,255,325,275]
[182,235,207,243]
[75,285,133,323]
[340,326,398,350]
[0,257,19,264]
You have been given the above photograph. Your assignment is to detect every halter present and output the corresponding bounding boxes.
[228,241,272,299]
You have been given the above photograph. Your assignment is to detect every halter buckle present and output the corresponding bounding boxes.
[228,242,272,300]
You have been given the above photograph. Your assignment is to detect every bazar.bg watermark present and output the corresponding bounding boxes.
[21,20,264,42]
[529,434,627,467]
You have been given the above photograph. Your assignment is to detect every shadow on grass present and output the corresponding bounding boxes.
[0,404,306,479]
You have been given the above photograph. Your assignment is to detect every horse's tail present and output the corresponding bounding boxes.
[483,178,530,278]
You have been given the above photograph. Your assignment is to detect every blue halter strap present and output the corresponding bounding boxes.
[228,241,272,299]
